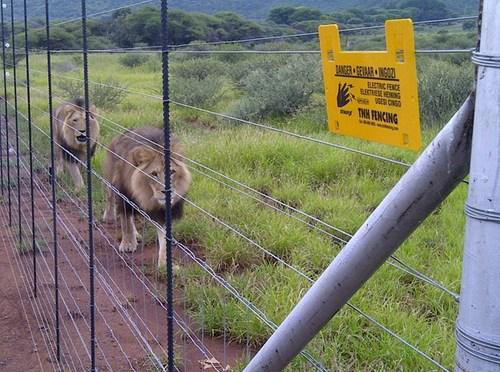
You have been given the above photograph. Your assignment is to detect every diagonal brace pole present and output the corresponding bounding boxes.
[245,95,475,371]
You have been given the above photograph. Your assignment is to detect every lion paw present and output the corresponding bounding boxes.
[119,240,137,253]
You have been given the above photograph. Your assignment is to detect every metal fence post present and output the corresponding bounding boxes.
[160,0,175,370]
[22,0,36,298]
[0,0,11,225]
[455,1,500,370]
[44,0,60,361]
[10,0,22,246]
[80,0,96,369]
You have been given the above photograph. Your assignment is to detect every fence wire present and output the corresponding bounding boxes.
[0,3,472,371]
[5,96,451,370]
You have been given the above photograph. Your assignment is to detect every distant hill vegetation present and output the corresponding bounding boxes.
[15,0,477,21]
[8,1,477,52]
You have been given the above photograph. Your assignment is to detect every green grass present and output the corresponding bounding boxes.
[4,34,470,370]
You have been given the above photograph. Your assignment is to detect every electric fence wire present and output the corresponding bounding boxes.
[26,47,475,55]
[14,0,157,35]
[13,12,478,50]
[8,138,162,371]
[8,112,220,371]
[0,10,473,369]
[9,140,126,372]
[10,101,327,370]
[0,206,61,371]
[9,99,449,371]
[167,15,479,49]
[16,69,414,168]
[12,85,460,302]
[4,201,87,372]
[14,89,459,301]
[2,219,46,372]
[6,118,167,370]
[1,148,108,371]
[6,69,465,192]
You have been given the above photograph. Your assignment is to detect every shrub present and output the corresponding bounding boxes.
[119,53,150,68]
[56,77,128,109]
[143,55,162,72]
[53,62,77,73]
[228,55,287,85]
[229,56,321,119]
[71,54,83,66]
[463,20,476,30]
[171,75,225,107]
[418,58,474,127]
[91,78,128,109]
[172,58,226,80]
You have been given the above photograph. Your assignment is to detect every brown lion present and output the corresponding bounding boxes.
[53,97,100,190]
[102,127,192,268]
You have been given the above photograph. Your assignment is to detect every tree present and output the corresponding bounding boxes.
[288,7,322,24]
[399,0,450,21]
[268,6,297,24]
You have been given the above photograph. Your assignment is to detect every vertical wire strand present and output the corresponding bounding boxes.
[80,0,96,369]
[44,0,60,361]
[160,0,174,370]
[22,0,35,297]
[10,0,21,246]
[0,0,11,225]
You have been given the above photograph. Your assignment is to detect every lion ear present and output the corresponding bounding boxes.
[63,104,73,117]
[131,146,155,166]
[89,104,97,116]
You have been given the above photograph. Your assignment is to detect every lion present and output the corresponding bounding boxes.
[53,97,100,190]
[102,127,192,268]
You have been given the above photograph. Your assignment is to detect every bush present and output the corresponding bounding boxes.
[463,20,476,30]
[229,56,322,119]
[143,55,162,72]
[56,77,128,109]
[171,58,226,80]
[418,58,474,127]
[71,54,83,66]
[228,55,290,86]
[119,53,150,68]
[171,75,225,107]
[53,62,77,73]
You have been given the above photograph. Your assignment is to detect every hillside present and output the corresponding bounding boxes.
[16,0,478,21]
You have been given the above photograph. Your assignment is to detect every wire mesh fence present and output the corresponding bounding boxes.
[0,0,478,370]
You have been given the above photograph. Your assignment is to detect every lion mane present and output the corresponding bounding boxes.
[53,97,100,189]
[102,127,192,267]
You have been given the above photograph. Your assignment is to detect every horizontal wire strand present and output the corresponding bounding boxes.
[15,93,459,299]
[19,48,475,55]
[11,136,164,371]
[2,211,47,372]
[0,206,62,370]
[12,102,326,370]
[13,124,218,370]
[9,102,448,370]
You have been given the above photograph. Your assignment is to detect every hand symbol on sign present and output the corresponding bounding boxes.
[337,83,355,107]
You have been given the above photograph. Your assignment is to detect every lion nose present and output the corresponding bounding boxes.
[79,129,86,134]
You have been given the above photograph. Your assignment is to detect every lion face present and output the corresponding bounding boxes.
[61,104,99,149]
[129,146,192,212]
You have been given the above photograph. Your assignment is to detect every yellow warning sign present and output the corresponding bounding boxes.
[319,20,421,150]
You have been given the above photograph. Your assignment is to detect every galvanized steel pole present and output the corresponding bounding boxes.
[244,95,475,371]
[455,1,500,370]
